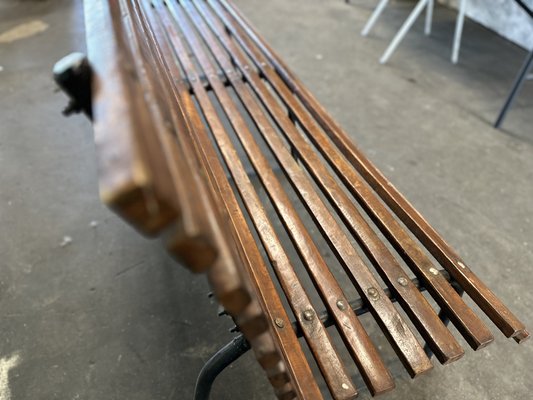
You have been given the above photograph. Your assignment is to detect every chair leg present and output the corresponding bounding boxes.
[424,0,434,36]
[494,49,533,128]
[380,0,430,64]
[361,0,390,37]
[194,334,251,400]
[451,0,467,64]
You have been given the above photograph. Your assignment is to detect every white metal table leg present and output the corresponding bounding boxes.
[379,0,430,64]
[425,0,434,35]
[361,0,390,36]
[451,0,467,64]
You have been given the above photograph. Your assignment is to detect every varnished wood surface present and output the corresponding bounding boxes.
[84,0,529,398]
[216,0,529,345]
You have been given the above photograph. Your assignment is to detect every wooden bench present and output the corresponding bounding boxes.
[55,0,528,398]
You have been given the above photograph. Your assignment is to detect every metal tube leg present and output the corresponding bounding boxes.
[424,0,434,36]
[194,334,251,400]
[451,0,467,64]
[494,49,533,128]
[361,0,390,37]
[380,0,430,64]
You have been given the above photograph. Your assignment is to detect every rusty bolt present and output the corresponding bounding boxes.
[397,277,409,286]
[303,309,315,321]
[367,287,380,300]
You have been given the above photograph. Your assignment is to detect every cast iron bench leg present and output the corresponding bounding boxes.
[194,334,251,400]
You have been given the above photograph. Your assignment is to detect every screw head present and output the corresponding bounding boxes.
[367,287,380,300]
[336,300,347,311]
[397,277,409,286]
[274,318,284,328]
[303,309,315,321]
[429,267,439,276]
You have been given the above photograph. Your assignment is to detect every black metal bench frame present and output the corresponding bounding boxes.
[195,271,464,400]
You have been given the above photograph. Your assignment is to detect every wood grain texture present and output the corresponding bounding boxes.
[216,0,528,345]
[85,1,528,398]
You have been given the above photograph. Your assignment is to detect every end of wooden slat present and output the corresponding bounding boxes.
[513,330,530,344]
[234,301,269,339]
[250,331,282,369]
[273,382,297,400]
[266,362,291,388]
[102,183,178,237]
[167,231,218,273]
[368,376,395,397]
[438,348,465,366]
[406,358,433,379]
[211,285,250,316]
[469,331,495,351]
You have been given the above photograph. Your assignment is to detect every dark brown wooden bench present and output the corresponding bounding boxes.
[55,0,528,398]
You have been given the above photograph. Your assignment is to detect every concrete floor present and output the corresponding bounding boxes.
[1,0,532,399]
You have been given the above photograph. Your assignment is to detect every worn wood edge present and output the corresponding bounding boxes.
[86,0,180,237]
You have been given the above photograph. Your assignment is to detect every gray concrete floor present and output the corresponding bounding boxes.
[1,0,532,399]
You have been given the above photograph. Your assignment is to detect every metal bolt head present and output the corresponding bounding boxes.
[303,309,315,321]
[336,300,347,311]
[429,267,439,276]
[457,261,466,269]
[341,383,350,390]
[397,277,409,286]
[367,287,380,300]
[274,318,284,328]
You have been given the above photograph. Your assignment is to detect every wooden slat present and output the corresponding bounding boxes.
[217,0,529,344]
[162,3,359,398]
[145,2,324,398]
[84,0,179,235]
[138,0,282,387]
[199,0,466,366]
[186,2,397,396]
[212,0,493,350]
[170,0,433,380]
[122,0,222,273]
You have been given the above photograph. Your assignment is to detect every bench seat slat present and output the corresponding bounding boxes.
[217,0,529,344]
[84,1,529,398]
[201,0,469,365]
[188,0,433,379]
[213,0,493,350]
[183,1,400,395]
[143,1,326,398]
[165,3,363,398]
